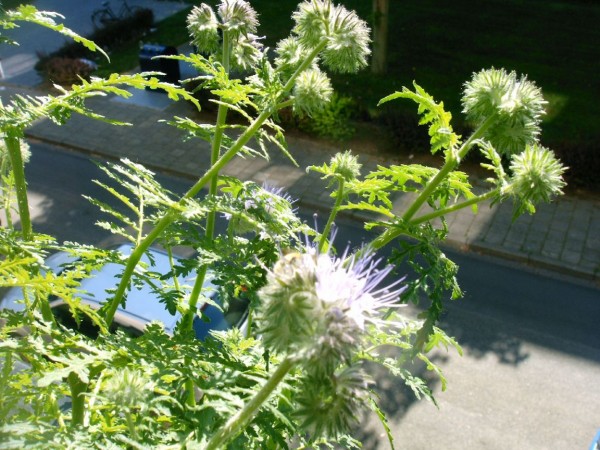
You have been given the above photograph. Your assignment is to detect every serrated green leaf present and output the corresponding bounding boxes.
[378,83,460,155]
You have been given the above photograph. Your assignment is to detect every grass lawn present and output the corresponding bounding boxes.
[87,0,599,190]
[95,0,599,145]
[247,0,600,147]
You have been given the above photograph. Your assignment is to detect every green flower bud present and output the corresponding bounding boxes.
[274,36,313,74]
[258,251,321,354]
[231,33,263,70]
[292,0,330,48]
[462,68,547,155]
[295,365,371,438]
[330,150,361,182]
[321,5,371,73]
[103,368,152,409]
[507,144,566,214]
[187,4,220,54]
[218,0,258,37]
[293,67,333,116]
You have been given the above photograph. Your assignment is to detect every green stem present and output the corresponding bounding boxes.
[166,246,181,293]
[68,372,87,428]
[400,114,497,223]
[4,134,55,322]
[3,134,31,240]
[180,264,208,333]
[369,116,498,252]
[409,189,499,226]
[104,39,328,327]
[276,99,294,110]
[0,155,14,229]
[318,177,344,253]
[182,86,230,336]
[126,411,138,440]
[205,357,296,450]
[136,187,144,246]
[205,28,231,242]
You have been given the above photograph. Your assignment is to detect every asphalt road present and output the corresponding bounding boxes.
[16,141,600,449]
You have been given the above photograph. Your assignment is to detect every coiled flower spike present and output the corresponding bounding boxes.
[217,0,258,38]
[187,4,220,54]
[507,143,566,216]
[292,0,331,48]
[321,5,371,73]
[257,244,406,362]
[293,67,333,116]
[462,68,547,155]
[292,0,371,74]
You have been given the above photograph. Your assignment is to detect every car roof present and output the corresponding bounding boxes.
[1,243,214,335]
[77,243,213,334]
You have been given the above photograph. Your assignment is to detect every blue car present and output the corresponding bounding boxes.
[0,243,249,340]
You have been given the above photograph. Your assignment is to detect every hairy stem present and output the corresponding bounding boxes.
[126,411,138,440]
[181,30,232,337]
[104,40,328,327]
[3,134,31,240]
[68,372,87,428]
[205,357,296,450]
[136,186,144,246]
[318,177,344,253]
[0,154,14,229]
[400,114,497,222]
[370,115,497,252]
[409,189,499,226]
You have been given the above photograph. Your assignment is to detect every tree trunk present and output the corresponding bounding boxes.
[371,0,390,75]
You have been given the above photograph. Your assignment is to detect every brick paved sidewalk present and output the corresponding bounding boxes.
[1,83,598,282]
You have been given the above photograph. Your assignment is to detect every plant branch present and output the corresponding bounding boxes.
[400,114,497,222]
[68,372,87,429]
[318,177,344,253]
[182,30,232,337]
[104,40,329,327]
[409,189,499,226]
[205,357,296,450]
[3,134,31,240]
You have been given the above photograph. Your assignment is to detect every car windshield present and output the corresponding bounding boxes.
[193,296,249,340]
[52,302,144,339]
[49,243,248,340]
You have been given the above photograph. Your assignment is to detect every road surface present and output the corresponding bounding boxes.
[13,141,600,449]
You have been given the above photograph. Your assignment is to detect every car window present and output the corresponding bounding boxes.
[52,303,143,339]
[193,296,249,340]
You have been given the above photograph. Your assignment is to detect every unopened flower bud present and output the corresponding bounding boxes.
[295,365,371,438]
[231,33,263,70]
[187,4,220,54]
[293,67,333,116]
[321,5,371,73]
[103,368,152,409]
[462,68,547,155]
[330,150,361,182]
[274,37,313,74]
[218,0,258,37]
[508,144,566,210]
[292,0,330,48]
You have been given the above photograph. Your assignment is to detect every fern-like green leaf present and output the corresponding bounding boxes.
[379,83,460,155]
[5,5,109,61]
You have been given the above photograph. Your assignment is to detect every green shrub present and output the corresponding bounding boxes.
[298,93,356,141]
[40,56,95,85]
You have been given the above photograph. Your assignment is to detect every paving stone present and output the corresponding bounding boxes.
[9,77,598,282]
[560,250,582,265]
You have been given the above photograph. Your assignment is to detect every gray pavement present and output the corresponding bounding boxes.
[1,2,599,284]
